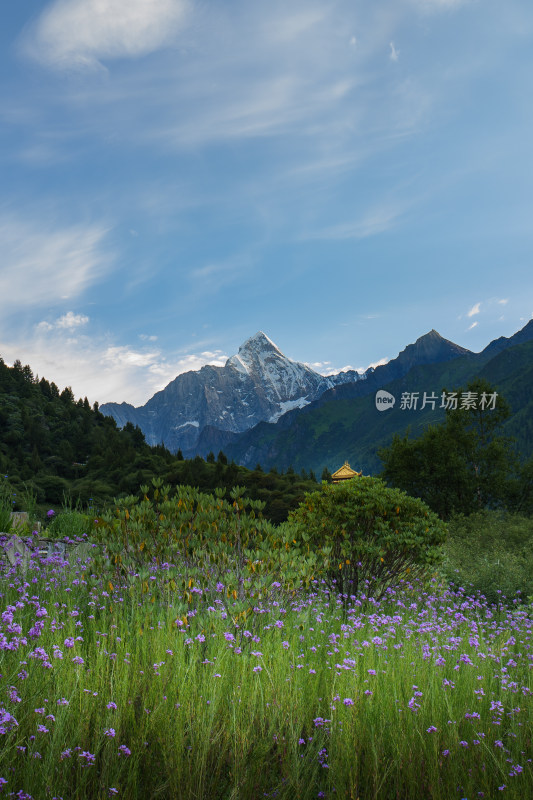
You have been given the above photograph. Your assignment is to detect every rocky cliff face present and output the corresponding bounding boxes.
[222,329,473,468]
[100,332,361,454]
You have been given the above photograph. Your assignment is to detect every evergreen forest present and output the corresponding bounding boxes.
[0,357,318,523]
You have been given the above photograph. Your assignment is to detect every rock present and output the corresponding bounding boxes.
[3,535,31,575]
[10,512,29,530]
[68,541,99,565]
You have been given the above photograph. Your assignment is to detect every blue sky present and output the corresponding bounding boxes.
[1,0,533,406]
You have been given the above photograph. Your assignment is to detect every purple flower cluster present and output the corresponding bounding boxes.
[1,542,532,799]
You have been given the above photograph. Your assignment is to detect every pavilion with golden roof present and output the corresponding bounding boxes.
[331,461,362,483]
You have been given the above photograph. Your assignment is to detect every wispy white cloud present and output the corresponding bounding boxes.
[389,41,400,61]
[0,325,229,405]
[366,357,390,370]
[412,0,471,10]
[264,8,327,44]
[188,253,255,295]
[313,364,358,376]
[302,204,404,241]
[498,298,509,305]
[467,321,478,330]
[0,214,112,313]
[311,355,390,376]
[22,0,190,71]
[102,346,161,369]
[307,361,332,369]
[467,302,481,317]
[14,1,390,158]
[13,0,443,211]
[99,347,229,400]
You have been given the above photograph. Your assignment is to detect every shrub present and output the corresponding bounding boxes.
[46,510,92,540]
[441,510,533,605]
[92,479,296,628]
[286,476,447,603]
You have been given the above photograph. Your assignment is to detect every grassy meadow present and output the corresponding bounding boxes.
[1,496,532,799]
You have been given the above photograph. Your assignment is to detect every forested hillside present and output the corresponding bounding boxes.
[0,357,318,522]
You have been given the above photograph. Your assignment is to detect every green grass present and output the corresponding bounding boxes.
[1,547,531,800]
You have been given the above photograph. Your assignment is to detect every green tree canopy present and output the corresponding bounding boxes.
[378,379,517,518]
[287,475,447,603]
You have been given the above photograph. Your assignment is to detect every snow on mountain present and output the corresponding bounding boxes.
[100,331,356,454]
[99,328,470,457]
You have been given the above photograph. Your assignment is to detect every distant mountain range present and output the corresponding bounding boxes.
[222,320,533,475]
[101,325,481,463]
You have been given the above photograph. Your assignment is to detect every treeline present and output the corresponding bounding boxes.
[0,358,319,523]
[378,378,533,519]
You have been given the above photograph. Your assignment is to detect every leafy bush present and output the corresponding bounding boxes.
[46,510,93,540]
[286,476,447,603]
[92,479,301,627]
[440,510,533,604]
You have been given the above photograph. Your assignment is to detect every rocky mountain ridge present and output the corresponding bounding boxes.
[100,328,470,456]
[222,319,533,474]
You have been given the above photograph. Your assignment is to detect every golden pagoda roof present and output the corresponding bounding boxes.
[331,461,362,482]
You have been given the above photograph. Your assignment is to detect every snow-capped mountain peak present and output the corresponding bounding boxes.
[99,327,471,458]
[226,331,284,374]
[100,331,360,454]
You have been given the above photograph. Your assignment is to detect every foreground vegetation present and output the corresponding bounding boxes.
[1,480,532,799]
[1,547,531,799]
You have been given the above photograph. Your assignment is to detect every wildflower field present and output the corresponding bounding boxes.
[1,484,532,799]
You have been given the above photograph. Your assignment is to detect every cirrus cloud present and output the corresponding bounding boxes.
[0,214,112,314]
[22,0,190,71]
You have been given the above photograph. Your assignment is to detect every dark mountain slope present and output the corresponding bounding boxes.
[224,323,533,476]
